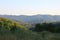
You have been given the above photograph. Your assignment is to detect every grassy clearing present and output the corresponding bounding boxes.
[0,31,60,40]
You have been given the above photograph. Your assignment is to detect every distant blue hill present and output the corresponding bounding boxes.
[0,15,60,24]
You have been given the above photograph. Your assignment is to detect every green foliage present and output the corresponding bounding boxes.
[34,22,60,33]
[0,18,60,40]
[0,18,28,32]
[34,23,42,32]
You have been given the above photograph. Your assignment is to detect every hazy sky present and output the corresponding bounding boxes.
[0,0,60,15]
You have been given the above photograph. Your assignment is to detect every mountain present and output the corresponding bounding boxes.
[0,15,60,24]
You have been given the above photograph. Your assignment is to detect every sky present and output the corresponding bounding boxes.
[0,0,60,15]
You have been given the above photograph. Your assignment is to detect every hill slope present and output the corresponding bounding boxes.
[0,18,60,40]
[0,18,41,40]
[0,18,28,31]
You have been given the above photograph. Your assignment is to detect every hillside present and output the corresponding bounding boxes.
[0,18,41,40]
[0,18,28,31]
[0,18,60,40]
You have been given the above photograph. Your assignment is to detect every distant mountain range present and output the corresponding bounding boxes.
[0,15,60,24]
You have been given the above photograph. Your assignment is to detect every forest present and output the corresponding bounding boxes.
[0,18,60,40]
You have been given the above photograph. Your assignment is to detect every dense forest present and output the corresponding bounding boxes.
[0,18,60,40]
[34,22,60,33]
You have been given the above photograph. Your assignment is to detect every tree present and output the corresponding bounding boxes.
[34,23,43,32]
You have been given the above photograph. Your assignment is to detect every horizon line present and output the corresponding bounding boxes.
[0,14,60,16]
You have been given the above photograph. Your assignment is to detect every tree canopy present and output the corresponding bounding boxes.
[34,23,60,33]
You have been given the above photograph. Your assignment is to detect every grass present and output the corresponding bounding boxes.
[0,30,60,40]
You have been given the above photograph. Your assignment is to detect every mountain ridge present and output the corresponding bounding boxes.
[0,15,60,24]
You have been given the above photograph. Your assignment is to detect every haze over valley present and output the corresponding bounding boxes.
[0,15,60,24]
